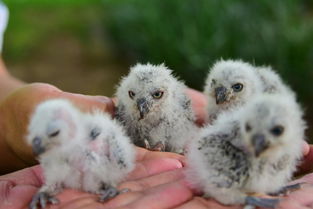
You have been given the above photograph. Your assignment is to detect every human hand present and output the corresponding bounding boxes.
[166,146,313,209]
[296,144,313,176]
[0,147,187,209]
[0,83,115,173]
[170,145,313,209]
[277,173,313,209]
[172,172,313,209]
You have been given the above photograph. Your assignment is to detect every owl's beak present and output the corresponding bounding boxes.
[251,134,269,157]
[32,136,45,155]
[137,98,149,120]
[215,86,228,104]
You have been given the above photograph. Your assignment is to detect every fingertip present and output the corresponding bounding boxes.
[112,97,118,106]
[93,96,116,117]
[130,158,183,180]
[164,158,183,169]
[145,157,183,175]
[296,144,313,176]
[302,141,310,156]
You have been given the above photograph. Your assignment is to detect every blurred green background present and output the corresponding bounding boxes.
[2,0,313,141]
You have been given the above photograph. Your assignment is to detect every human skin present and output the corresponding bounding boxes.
[1,146,313,209]
[0,147,189,209]
[1,59,313,209]
[0,82,116,174]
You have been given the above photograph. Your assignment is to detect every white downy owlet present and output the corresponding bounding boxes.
[27,99,135,209]
[204,59,296,124]
[186,94,305,208]
[115,63,198,153]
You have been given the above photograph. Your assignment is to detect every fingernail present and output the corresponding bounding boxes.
[163,158,183,169]
[94,96,112,104]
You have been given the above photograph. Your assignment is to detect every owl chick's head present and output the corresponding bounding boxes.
[84,110,135,169]
[237,94,305,158]
[204,59,262,108]
[27,99,82,156]
[116,63,180,120]
[83,111,117,152]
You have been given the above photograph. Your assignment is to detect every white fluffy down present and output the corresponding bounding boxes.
[186,94,306,205]
[115,63,198,153]
[27,99,135,195]
[203,59,296,124]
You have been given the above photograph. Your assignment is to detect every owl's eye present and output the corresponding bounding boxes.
[128,91,135,99]
[245,123,251,132]
[270,125,284,136]
[152,91,164,99]
[90,127,101,140]
[211,79,216,86]
[48,130,60,138]
[232,83,244,92]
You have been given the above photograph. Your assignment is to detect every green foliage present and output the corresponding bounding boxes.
[104,0,313,104]
[3,0,313,140]
[3,0,103,60]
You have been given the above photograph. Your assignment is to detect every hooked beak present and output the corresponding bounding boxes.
[137,98,149,120]
[251,134,269,157]
[215,86,228,104]
[32,137,45,155]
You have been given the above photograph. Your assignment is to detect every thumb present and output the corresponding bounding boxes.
[296,145,313,176]
[61,92,115,117]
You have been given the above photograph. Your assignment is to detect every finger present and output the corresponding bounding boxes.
[120,169,184,191]
[62,92,115,116]
[174,196,241,209]
[173,199,208,209]
[282,185,313,206]
[0,181,38,209]
[299,174,313,184]
[278,197,311,209]
[128,157,183,180]
[56,189,95,205]
[185,89,207,126]
[292,173,313,185]
[278,195,312,209]
[135,147,185,162]
[0,165,43,186]
[302,142,310,156]
[296,145,313,176]
[54,190,101,209]
[117,180,193,209]
[102,191,142,209]
[74,203,110,209]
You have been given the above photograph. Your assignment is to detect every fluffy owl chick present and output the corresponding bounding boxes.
[256,65,295,97]
[204,59,263,123]
[27,99,85,209]
[81,110,135,201]
[186,94,305,208]
[115,63,198,153]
